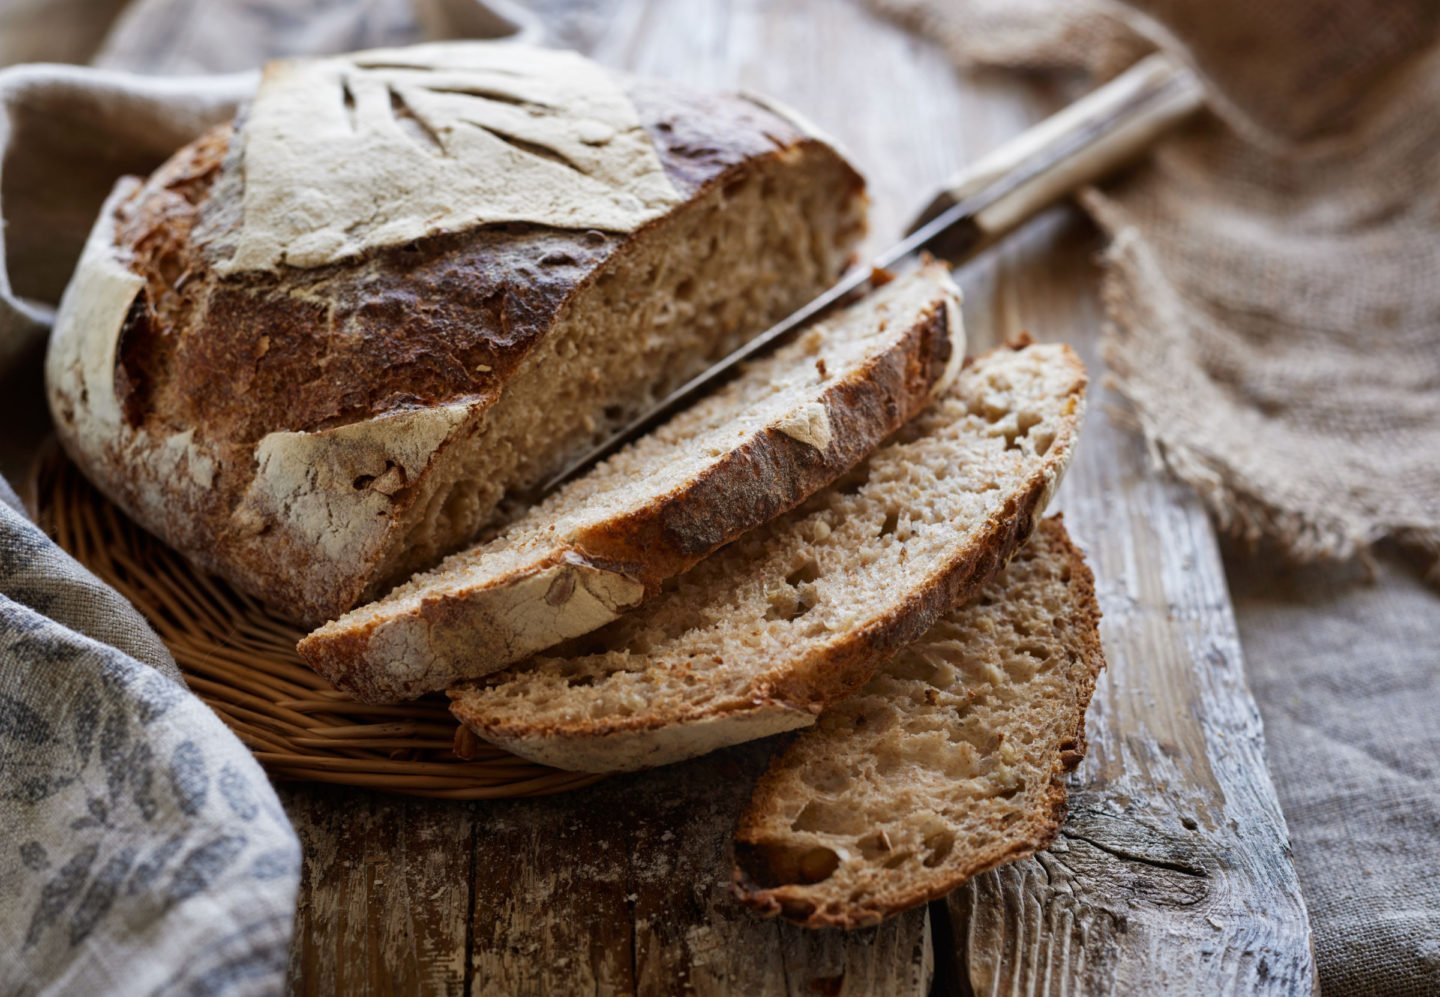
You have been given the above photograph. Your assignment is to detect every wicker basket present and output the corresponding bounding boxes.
[33,451,603,800]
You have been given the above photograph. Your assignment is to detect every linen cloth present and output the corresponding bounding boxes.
[0,1,533,992]
[871,0,1440,992]
[0,474,300,995]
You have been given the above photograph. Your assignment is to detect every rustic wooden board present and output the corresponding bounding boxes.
[942,212,1316,994]
[284,749,932,996]
[283,0,1316,992]
[285,787,475,995]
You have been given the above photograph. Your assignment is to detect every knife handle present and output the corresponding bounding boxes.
[906,53,1205,261]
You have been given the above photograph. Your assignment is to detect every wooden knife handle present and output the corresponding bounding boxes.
[907,53,1205,261]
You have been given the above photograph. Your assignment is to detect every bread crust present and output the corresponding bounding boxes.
[300,273,959,702]
[449,343,1088,772]
[45,66,866,624]
[730,517,1105,930]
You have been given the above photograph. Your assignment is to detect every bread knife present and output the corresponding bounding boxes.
[541,53,1204,494]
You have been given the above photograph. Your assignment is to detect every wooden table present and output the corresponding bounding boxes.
[282,1,1316,992]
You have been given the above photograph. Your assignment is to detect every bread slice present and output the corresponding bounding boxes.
[731,516,1104,929]
[298,264,963,703]
[448,340,1087,771]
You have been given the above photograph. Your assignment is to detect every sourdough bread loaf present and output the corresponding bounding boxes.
[732,516,1104,929]
[299,264,963,702]
[448,340,1087,772]
[45,42,867,624]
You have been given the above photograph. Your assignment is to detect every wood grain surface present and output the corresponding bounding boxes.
[283,0,1316,992]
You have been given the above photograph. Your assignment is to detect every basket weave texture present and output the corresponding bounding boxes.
[35,452,603,800]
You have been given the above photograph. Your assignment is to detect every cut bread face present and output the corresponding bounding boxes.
[448,340,1088,772]
[299,264,963,702]
[732,516,1104,929]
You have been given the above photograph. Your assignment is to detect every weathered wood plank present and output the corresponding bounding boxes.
[464,747,931,996]
[282,786,474,995]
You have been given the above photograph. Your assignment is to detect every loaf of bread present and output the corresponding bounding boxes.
[45,42,866,623]
[299,264,962,702]
[732,516,1104,929]
[448,340,1087,772]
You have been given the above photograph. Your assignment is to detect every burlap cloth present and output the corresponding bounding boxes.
[873,0,1440,992]
[877,0,1440,577]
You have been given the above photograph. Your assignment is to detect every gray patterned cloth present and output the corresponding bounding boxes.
[0,477,300,995]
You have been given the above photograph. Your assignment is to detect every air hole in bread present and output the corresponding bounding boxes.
[438,485,475,533]
[879,509,900,538]
[882,851,911,870]
[792,799,866,836]
[781,897,819,920]
[995,781,1025,801]
[797,847,839,884]
[736,842,839,889]
[675,277,696,301]
[764,591,810,623]
[352,474,375,490]
[834,466,870,495]
[922,829,955,868]
[801,766,851,794]
[856,831,892,860]
[1003,410,1043,451]
[785,559,821,587]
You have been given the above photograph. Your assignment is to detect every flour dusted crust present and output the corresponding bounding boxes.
[773,403,834,452]
[45,44,867,624]
[218,43,682,273]
[45,181,220,544]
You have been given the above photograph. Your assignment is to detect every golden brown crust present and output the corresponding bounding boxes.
[538,295,955,578]
[731,516,1106,930]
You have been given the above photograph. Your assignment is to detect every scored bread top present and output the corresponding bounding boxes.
[220,43,685,274]
[732,516,1105,929]
[448,339,1088,772]
[299,263,964,702]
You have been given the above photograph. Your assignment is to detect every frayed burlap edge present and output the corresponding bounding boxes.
[1085,205,1440,585]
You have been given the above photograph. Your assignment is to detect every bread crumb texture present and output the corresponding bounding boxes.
[733,517,1104,929]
